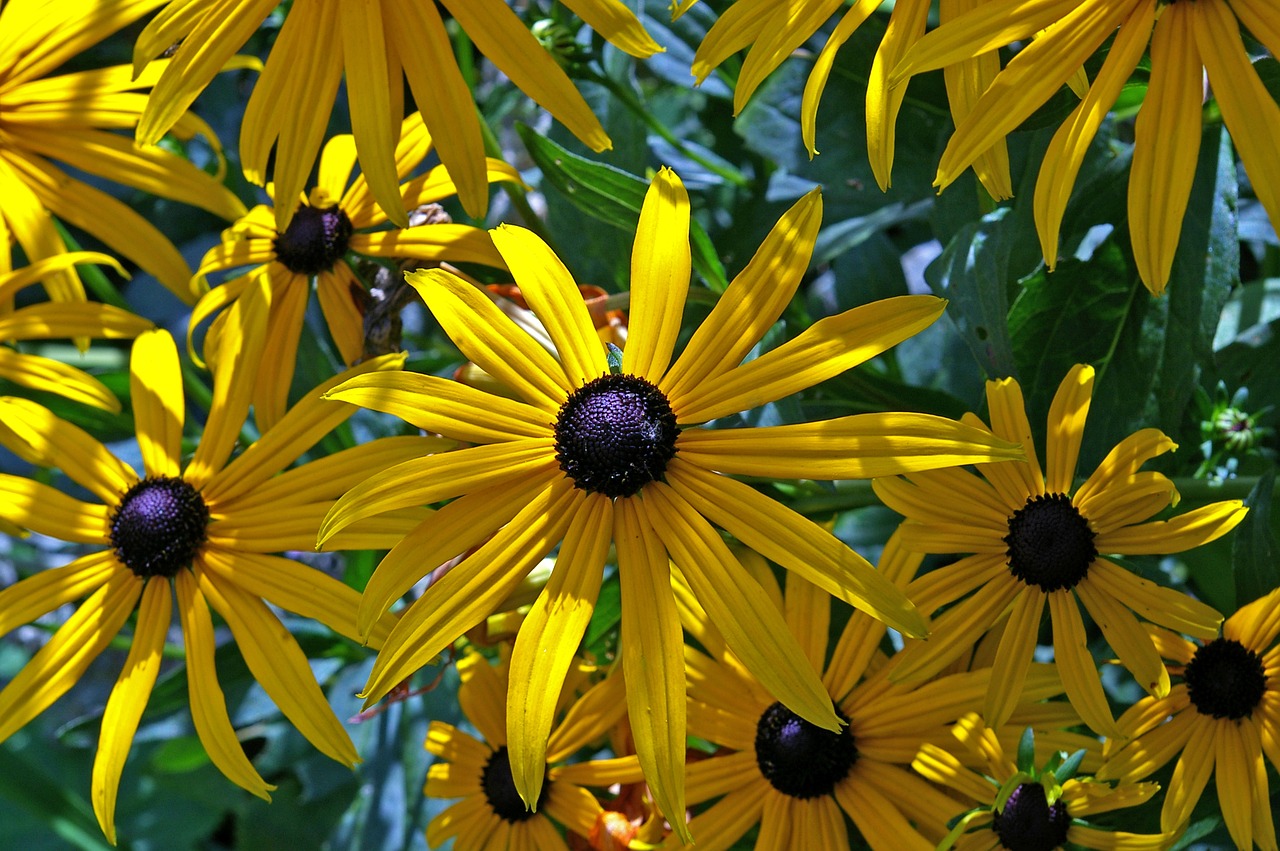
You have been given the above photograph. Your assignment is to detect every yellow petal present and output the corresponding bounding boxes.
[984,376,1045,499]
[507,494,610,808]
[546,671,629,762]
[0,348,121,412]
[1073,427,1177,511]
[1049,589,1119,737]
[351,225,506,268]
[1044,364,1094,494]
[247,263,309,431]
[0,396,136,503]
[407,268,573,412]
[1075,577,1170,698]
[983,588,1044,729]
[490,223,607,387]
[889,572,1022,683]
[0,551,116,635]
[643,483,838,732]
[690,0,773,84]
[803,0,881,159]
[561,0,664,58]
[624,167,690,383]
[92,578,170,845]
[1160,719,1217,832]
[673,295,944,424]
[734,0,844,114]
[1130,3,1203,295]
[1087,558,1222,639]
[662,188,821,402]
[129,329,185,478]
[197,568,359,767]
[866,0,931,191]
[0,251,125,304]
[0,303,152,342]
[674,412,1023,480]
[1097,500,1247,554]
[614,497,690,842]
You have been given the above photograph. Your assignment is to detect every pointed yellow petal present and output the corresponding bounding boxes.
[673,295,944,424]
[0,303,152,342]
[407,268,573,411]
[614,497,690,842]
[0,348,121,412]
[890,573,1022,683]
[866,0,931,191]
[1130,4,1203,295]
[0,551,116,635]
[643,483,838,732]
[197,569,359,767]
[0,474,109,543]
[1088,558,1222,639]
[439,0,610,151]
[734,0,844,114]
[1049,589,1119,737]
[129,329,185,478]
[1097,500,1247,554]
[174,570,274,800]
[0,571,140,744]
[350,225,506,268]
[983,588,1044,729]
[624,167,690,383]
[0,251,125,304]
[1076,577,1169,698]
[546,671,629,762]
[247,265,309,431]
[361,479,578,706]
[490,224,607,387]
[92,578,170,845]
[1160,719,1217,832]
[1073,427,1177,510]
[803,0,881,159]
[662,188,821,401]
[674,412,1023,479]
[507,494,610,808]
[667,459,926,638]
[0,396,136,503]
[690,0,773,83]
[985,376,1045,498]
[561,0,664,57]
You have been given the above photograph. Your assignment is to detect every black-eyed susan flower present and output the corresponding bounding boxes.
[134,0,659,229]
[913,713,1171,851]
[190,112,516,429]
[318,166,1025,838]
[0,253,153,411]
[1098,585,1280,850]
[665,535,1075,851]
[0,0,246,303]
[0,314,451,844]
[875,364,1248,738]
[889,0,1280,295]
[687,0,1012,198]
[424,650,644,850]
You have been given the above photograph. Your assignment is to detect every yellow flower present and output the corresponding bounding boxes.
[666,535,1076,851]
[190,111,517,429]
[424,650,644,850]
[0,253,152,411]
[688,0,1011,198]
[1099,585,1280,850]
[318,166,1023,839]
[876,364,1248,739]
[890,0,1280,295]
[0,0,246,304]
[134,0,659,229]
[0,309,450,844]
[914,713,1171,851]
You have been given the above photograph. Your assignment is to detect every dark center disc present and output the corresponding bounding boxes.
[1004,493,1096,592]
[754,701,857,799]
[109,476,210,578]
[273,203,354,276]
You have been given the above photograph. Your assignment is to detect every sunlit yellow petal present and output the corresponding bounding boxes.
[866,0,931,192]
[129,329,185,478]
[0,551,117,635]
[690,0,774,83]
[1097,500,1247,554]
[1076,577,1169,697]
[0,348,121,413]
[1074,428,1177,511]
[92,578,169,845]
[983,588,1044,729]
[889,573,1022,684]
[1160,719,1217,832]
[1044,364,1093,494]
[625,167,690,382]
[1049,589,1118,737]
[1088,558,1222,639]
[0,396,136,502]
[803,0,880,159]
[734,0,844,114]
[561,0,664,57]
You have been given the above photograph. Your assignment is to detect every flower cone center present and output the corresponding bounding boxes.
[554,373,678,498]
[274,203,353,275]
[753,702,856,799]
[482,745,544,823]
[1004,494,1096,592]
[1184,637,1267,720]
[110,476,210,578]
[993,782,1069,851]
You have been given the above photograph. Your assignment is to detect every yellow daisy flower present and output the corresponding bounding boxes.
[890,0,1280,295]
[1098,585,1280,850]
[0,313,451,843]
[914,713,1170,851]
[875,363,1248,738]
[688,0,1011,197]
[134,0,660,230]
[425,650,644,850]
[0,0,246,304]
[0,253,153,411]
[665,535,1076,851]
[189,111,517,430]
[317,166,1024,838]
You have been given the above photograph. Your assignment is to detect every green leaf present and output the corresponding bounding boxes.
[0,744,112,851]
[1053,749,1087,783]
[1016,727,1036,774]
[516,124,728,291]
[1232,468,1279,606]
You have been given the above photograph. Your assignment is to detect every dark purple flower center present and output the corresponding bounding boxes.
[109,476,210,578]
[1004,494,1096,592]
[1184,637,1267,720]
[274,203,353,275]
[754,702,857,799]
[993,782,1070,851]
[554,373,678,498]
[482,745,545,822]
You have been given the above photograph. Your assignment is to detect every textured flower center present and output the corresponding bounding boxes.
[753,702,857,799]
[1184,638,1267,720]
[481,745,544,823]
[1003,494,1096,592]
[553,373,679,498]
[273,203,353,275]
[109,476,210,578]
[993,782,1070,851]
